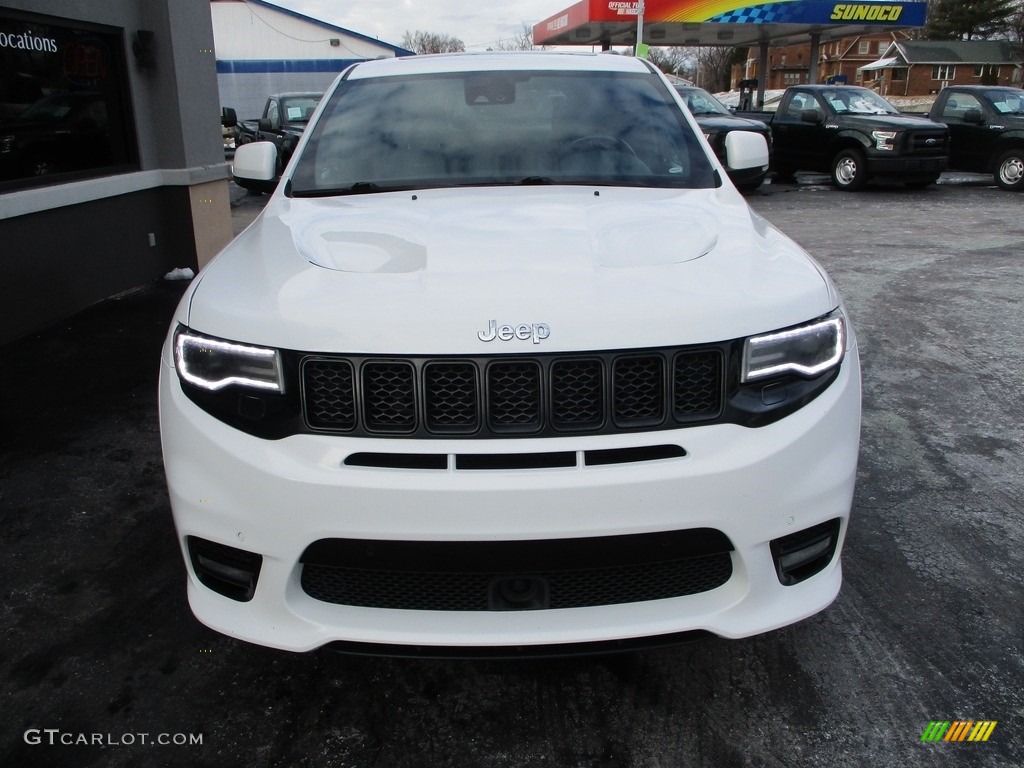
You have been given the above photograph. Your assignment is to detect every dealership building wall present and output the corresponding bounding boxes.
[211,0,412,121]
[0,0,233,346]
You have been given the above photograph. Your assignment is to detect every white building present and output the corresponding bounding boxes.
[211,0,412,117]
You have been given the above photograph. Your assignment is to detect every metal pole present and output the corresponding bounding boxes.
[636,0,645,56]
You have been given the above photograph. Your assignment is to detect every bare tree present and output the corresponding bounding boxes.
[401,30,466,54]
[491,22,536,51]
[692,47,737,92]
[646,46,696,79]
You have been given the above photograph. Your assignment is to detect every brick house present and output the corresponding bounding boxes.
[860,40,1023,97]
[735,32,910,90]
[734,37,1022,97]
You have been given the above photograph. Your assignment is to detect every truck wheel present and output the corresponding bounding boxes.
[831,148,867,191]
[994,148,1024,191]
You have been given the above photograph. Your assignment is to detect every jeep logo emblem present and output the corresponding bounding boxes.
[478,320,551,344]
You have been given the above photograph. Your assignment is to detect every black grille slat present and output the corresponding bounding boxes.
[614,356,665,426]
[551,359,603,430]
[488,361,542,432]
[301,346,724,437]
[304,359,356,430]
[424,362,478,433]
[907,131,947,154]
[363,362,416,432]
[674,350,723,420]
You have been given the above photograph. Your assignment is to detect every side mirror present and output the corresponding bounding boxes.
[221,107,237,128]
[258,117,275,133]
[232,141,279,192]
[963,108,983,124]
[725,131,770,171]
[800,109,821,124]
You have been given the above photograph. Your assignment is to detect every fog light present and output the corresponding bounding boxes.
[187,536,263,602]
[770,520,841,586]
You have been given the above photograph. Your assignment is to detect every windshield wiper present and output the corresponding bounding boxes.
[516,176,555,185]
[294,181,391,197]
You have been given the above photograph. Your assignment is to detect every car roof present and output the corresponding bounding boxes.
[942,85,1023,92]
[344,51,654,80]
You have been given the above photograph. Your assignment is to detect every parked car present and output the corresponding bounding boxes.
[924,85,1024,191]
[163,52,859,655]
[221,107,237,156]
[736,85,949,190]
[0,92,112,181]
[674,85,772,191]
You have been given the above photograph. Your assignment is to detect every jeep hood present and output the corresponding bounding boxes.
[185,186,837,354]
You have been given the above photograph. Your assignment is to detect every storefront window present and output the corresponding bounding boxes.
[1,9,138,190]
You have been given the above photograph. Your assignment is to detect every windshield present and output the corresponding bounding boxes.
[823,88,899,115]
[676,87,731,116]
[279,95,321,124]
[290,70,716,196]
[986,88,1024,114]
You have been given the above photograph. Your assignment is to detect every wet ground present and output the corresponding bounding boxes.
[1,175,1021,767]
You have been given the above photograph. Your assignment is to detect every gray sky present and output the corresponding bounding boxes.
[262,0,570,51]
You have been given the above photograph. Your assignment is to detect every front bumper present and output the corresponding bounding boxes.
[159,337,861,653]
[866,153,947,178]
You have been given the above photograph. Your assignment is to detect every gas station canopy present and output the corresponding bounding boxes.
[534,0,928,48]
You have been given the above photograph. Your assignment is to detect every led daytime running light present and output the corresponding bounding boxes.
[743,314,846,382]
[174,328,283,392]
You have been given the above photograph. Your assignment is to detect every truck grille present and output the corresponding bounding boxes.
[299,529,734,611]
[302,347,724,438]
[906,130,947,154]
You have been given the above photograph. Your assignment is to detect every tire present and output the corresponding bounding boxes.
[831,148,868,191]
[994,148,1024,191]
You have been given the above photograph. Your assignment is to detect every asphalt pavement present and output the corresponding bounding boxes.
[1,175,1021,767]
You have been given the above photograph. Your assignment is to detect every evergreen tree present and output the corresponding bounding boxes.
[924,0,1017,39]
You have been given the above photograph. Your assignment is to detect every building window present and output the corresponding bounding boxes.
[0,8,138,192]
[858,41,870,55]
[890,68,907,81]
[932,65,956,80]
[974,65,998,79]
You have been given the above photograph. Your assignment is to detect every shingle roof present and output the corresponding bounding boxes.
[894,40,1022,65]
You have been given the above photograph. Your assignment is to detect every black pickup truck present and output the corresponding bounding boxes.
[235,92,322,175]
[736,85,949,190]
[925,85,1024,191]
[673,85,772,191]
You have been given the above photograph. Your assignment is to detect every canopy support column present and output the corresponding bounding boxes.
[757,41,768,108]
[808,32,821,84]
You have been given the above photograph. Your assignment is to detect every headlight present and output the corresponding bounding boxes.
[742,312,846,383]
[871,130,899,151]
[173,326,284,393]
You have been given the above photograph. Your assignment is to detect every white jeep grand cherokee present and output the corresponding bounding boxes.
[159,52,860,655]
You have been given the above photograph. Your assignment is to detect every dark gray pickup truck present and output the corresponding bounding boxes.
[234,92,322,189]
[925,85,1024,191]
[736,85,949,190]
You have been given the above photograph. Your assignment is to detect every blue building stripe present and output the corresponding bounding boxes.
[216,59,365,74]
